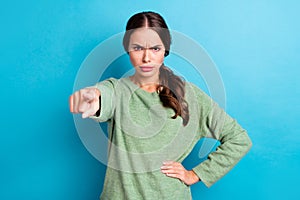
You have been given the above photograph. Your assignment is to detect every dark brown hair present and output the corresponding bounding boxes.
[123,11,189,126]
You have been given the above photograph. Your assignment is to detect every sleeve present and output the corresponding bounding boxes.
[89,78,117,122]
[191,85,252,188]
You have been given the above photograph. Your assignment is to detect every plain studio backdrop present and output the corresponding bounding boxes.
[1,1,299,200]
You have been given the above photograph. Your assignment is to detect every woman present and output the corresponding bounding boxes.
[69,11,252,200]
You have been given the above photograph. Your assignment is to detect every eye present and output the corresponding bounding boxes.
[150,47,161,52]
[133,46,143,51]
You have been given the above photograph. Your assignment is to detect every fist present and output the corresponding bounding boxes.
[69,87,101,118]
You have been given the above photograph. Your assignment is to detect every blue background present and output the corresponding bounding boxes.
[1,0,299,199]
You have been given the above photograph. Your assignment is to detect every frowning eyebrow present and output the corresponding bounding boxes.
[130,44,164,49]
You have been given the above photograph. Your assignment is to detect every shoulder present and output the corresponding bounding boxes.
[185,82,212,102]
[98,77,119,85]
[94,77,135,94]
[95,77,125,88]
[185,82,214,113]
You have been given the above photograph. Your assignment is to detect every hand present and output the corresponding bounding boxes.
[69,87,101,118]
[161,161,200,186]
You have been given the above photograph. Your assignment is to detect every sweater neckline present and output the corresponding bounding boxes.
[123,77,159,96]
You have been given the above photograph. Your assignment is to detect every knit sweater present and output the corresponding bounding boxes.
[90,77,252,200]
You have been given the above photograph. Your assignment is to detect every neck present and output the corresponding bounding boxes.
[130,74,159,86]
[130,75,160,92]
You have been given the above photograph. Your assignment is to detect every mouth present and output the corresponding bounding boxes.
[139,66,154,72]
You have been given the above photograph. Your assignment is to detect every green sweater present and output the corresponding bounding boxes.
[90,77,252,200]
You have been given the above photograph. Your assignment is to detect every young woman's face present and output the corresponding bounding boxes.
[128,28,165,79]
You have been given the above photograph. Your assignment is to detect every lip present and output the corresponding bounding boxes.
[140,66,154,72]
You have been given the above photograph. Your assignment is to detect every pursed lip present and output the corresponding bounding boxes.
[139,66,154,72]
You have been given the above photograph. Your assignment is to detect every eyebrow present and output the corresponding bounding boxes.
[130,44,163,48]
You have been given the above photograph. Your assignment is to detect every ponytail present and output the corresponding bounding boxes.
[158,65,189,126]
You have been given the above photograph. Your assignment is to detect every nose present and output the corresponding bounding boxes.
[142,49,151,63]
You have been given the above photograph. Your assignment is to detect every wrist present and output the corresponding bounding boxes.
[94,96,101,117]
[190,170,200,183]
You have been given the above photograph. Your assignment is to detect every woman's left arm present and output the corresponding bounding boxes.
[191,100,252,187]
[161,102,252,186]
[161,85,252,187]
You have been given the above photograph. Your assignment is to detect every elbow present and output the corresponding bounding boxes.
[243,132,252,154]
[247,136,253,151]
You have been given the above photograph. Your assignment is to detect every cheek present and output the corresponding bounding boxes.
[156,53,165,63]
[129,53,140,66]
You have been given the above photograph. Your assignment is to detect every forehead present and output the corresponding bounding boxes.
[129,28,163,46]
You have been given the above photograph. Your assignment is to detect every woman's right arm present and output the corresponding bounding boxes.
[70,78,118,122]
[69,87,101,118]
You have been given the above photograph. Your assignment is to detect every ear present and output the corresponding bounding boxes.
[164,50,169,57]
